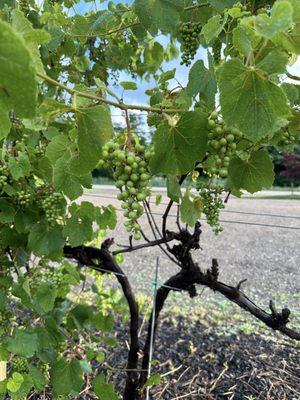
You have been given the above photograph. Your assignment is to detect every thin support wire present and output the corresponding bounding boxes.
[146,257,160,400]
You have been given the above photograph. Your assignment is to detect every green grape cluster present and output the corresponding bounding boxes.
[0,164,9,189]
[43,267,64,286]
[16,190,32,207]
[99,140,153,239]
[206,111,242,177]
[10,357,29,374]
[212,40,222,65]
[147,113,163,128]
[34,142,47,157]
[37,185,65,225]
[18,0,30,15]
[179,22,201,66]
[198,186,224,235]
[277,129,296,146]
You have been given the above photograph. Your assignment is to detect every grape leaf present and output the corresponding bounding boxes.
[150,110,208,175]
[0,107,11,140]
[28,365,46,392]
[257,48,288,74]
[0,20,37,118]
[50,359,83,395]
[207,0,236,10]
[93,374,118,400]
[28,224,64,258]
[70,106,114,175]
[63,215,93,246]
[201,15,224,43]
[232,25,261,57]
[7,373,24,393]
[218,59,291,141]
[35,283,57,314]
[180,190,201,227]
[228,149,275,193]
[134,0,184,31]
[167,175,181,203]
[120,81,137,90]
[54,158,84,200]
[144,374,161,387]
[254,1,293,39]
[6,330,38,358]
[186,60,217,108]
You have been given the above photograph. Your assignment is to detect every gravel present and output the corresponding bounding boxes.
[82,190,300,316]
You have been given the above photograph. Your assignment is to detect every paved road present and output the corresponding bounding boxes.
[82,188,300,316]
[92,184,300,197]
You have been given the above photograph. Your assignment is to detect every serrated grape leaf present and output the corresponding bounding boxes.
[120,81,137,90]
[186,60,217,108]
[35,283,57,314]
[8,153,31,180]
[150,111,208,175]
[144,374,161,387]
[201,15,224,43]
[134,0,184,31]
[54,158,83,200]
[11,9,50,76]
[93,374,118,400]
[7,373,24,393]
[0,20,37,119]
[6,330,38,357]
[70,106,113,175]
[10,374,33,400]
[28,365,46,391]
[207,0,236,10]
[0,106,10,139]
[254,1,293,38]
[167,175,181,203]
[28,224,64,258]
[281,83,299,104]
[218,59,291,141]
[257,48,288,74]
[180,191,201,227]
[232,25,261,57]
[98,205,117,230]
[50,359,83,395]
[45,135,72,164]
[93,312,114,332]
[63,215,93,247]
[228,150,274,193]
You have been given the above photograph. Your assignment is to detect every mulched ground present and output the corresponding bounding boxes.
[106,315,300,400]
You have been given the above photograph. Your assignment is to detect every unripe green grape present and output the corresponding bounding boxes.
[128,211,137,219]
[140,173,149,181]
[219,168,228,177]
[215,127,223,135]
[127,156,135,165]
[219,138,227,146]
[130,174,138,182]
[132,162,139,169]
[103,150,110,160]
[115,180,125,188]
[210,111,218,120]
[133,232,142,240]
[230,143,237,150]
[129,187,137,195]
[226,134,235,143]
[124,165,132,174]
[126,180,134,188]
[137,192,146,201]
